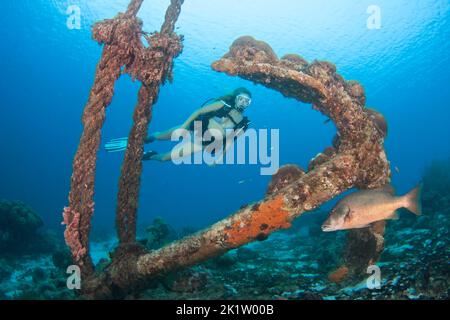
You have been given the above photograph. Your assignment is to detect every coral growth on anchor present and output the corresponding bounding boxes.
[63,1,391,298]
[63,0,184,278]
[266,165,305,196]
[62,207,86,266]
[94,34,389,298]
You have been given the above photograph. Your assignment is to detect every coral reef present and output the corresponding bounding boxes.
[0,255,75,300]
[328,266,349,283]
[51,248,74,272]
[143,217,174,250]
[0,200,72,299]
[0,262,13,283]
[0,200,57,257]
[422,159,450,210]
[161,269,209,293]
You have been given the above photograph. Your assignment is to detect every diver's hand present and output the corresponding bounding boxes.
[104,137,128,153]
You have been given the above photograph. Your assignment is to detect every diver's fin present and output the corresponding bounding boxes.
[107,148,127,153]
[105,137,128,153]
[108,137,128,142]
[143,150,158,161]
[403,184,423,216]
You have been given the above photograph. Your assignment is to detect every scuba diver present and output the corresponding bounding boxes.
[105,87,252,162]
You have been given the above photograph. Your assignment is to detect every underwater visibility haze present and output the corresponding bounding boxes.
[0,0,449,301]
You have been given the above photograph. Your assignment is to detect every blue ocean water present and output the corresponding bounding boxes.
[1,0,449,237]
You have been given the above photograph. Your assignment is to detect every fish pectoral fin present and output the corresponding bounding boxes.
[387,211,400,220]
[343,205,353,222]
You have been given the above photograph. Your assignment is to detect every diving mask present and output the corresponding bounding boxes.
[235,94,252,110]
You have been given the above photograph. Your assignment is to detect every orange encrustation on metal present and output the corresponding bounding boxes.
[225,196,292,247]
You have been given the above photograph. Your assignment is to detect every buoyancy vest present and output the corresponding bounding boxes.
[189,100,250,134]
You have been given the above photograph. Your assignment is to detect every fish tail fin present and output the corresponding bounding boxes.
[403,184,422,216]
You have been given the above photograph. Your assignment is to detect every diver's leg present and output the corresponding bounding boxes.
[146,126,178,142]
[147,112,202,143]
[144,142,203,162]
[106,125,189,151]
[146,122,195,142]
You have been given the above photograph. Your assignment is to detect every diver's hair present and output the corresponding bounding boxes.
[216,87,252,107]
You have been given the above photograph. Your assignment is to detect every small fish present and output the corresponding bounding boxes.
[395,166,400,173]
[238,179,253,184]
[321,185,422,232]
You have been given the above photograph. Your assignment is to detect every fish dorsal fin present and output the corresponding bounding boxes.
[376,184,395,195]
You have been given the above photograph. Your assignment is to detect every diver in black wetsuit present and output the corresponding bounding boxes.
[104,87,252,162]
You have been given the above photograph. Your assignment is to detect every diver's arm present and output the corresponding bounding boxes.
[211,127,246,163]
[224,128,246,152]
[146,101,225,142]
[180,101,224,129]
